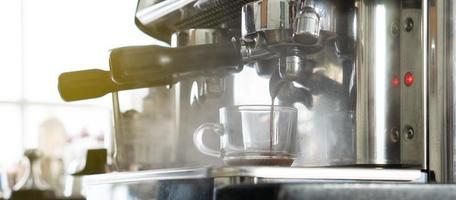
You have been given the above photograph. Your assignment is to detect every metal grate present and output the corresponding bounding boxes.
[176,0,256,29]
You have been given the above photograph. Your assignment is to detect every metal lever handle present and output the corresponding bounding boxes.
[109,43,241,84]
[58,69,173,101]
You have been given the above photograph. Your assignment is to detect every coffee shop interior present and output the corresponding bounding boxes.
[0,0,159,199]
[4,0,456,199]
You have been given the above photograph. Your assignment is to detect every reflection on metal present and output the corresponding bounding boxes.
[136,0,195,28]
[190,81,199,106]
[241,0,292,35]
[373,4,387,162]
[280,55,304,80]
[171,29,229,47]
[294,0,320,44]
[241,0,293,44]
[111,92,122,170]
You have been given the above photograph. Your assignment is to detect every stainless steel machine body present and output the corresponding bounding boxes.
[127,0,450,177]
[56,0,456,187]
[356,0,424,167]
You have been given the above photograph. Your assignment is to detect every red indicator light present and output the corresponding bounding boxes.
[404,72,414,87]
[391,75,400,87]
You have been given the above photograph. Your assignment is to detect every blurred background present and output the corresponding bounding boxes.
[0,0,155,174]
[0,0,273,198]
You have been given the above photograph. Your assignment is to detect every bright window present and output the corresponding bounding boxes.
[0,0,154,167]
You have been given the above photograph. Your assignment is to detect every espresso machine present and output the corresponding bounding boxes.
[57,0,456,199]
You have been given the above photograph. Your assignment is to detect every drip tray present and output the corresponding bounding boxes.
[82,166,427,200]
[83,166,427,186]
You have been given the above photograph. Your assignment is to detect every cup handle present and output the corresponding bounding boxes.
[193,123,223,157]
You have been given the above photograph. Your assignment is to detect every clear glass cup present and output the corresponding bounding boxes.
[193,105,297,166]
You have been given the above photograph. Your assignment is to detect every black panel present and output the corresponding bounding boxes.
[215,183,456,200]
[402,0,421,9]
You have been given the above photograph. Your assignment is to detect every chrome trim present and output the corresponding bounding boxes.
[422,0,429,172]
[83,166,427,186]
[428,0,456,183]
[136,0,195,25]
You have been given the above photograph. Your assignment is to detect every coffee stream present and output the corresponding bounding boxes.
[270,98,275,152]
[269,82,285,154]
[268,67,290,159]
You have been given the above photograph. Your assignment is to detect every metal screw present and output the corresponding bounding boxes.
[390,127,400,143]
[404,126,415,140]
[404,18,414,32]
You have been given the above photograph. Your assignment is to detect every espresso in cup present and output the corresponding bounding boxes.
[193,105,297,166]
[224,153,295,166]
